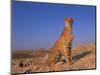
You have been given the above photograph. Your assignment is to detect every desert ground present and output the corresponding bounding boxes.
[11,43,96,74]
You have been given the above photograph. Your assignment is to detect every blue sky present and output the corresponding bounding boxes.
[12,1,96,50]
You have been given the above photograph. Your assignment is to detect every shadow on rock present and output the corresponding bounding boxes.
[72,51,92,62]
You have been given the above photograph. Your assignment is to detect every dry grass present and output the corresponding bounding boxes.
[11,43,96,74]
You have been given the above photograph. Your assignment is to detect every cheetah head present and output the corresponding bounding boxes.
[64,17,73,28]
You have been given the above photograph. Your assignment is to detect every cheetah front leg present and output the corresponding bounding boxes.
[62,42,73,65]
[66,49,73,65]
[61,49,73,65]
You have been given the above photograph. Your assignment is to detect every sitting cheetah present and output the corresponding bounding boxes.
[46,17,74,66]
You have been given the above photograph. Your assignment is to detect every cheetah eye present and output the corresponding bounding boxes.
[69,21,71,23]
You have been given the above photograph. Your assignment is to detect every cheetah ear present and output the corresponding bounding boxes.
[64,17,67,23]
[64,17,67,21]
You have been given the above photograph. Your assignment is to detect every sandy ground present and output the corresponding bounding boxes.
[11,44,96,74]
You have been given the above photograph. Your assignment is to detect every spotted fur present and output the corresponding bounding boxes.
[46,17,74,66]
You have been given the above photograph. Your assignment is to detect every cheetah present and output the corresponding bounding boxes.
[46,17,74,66]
